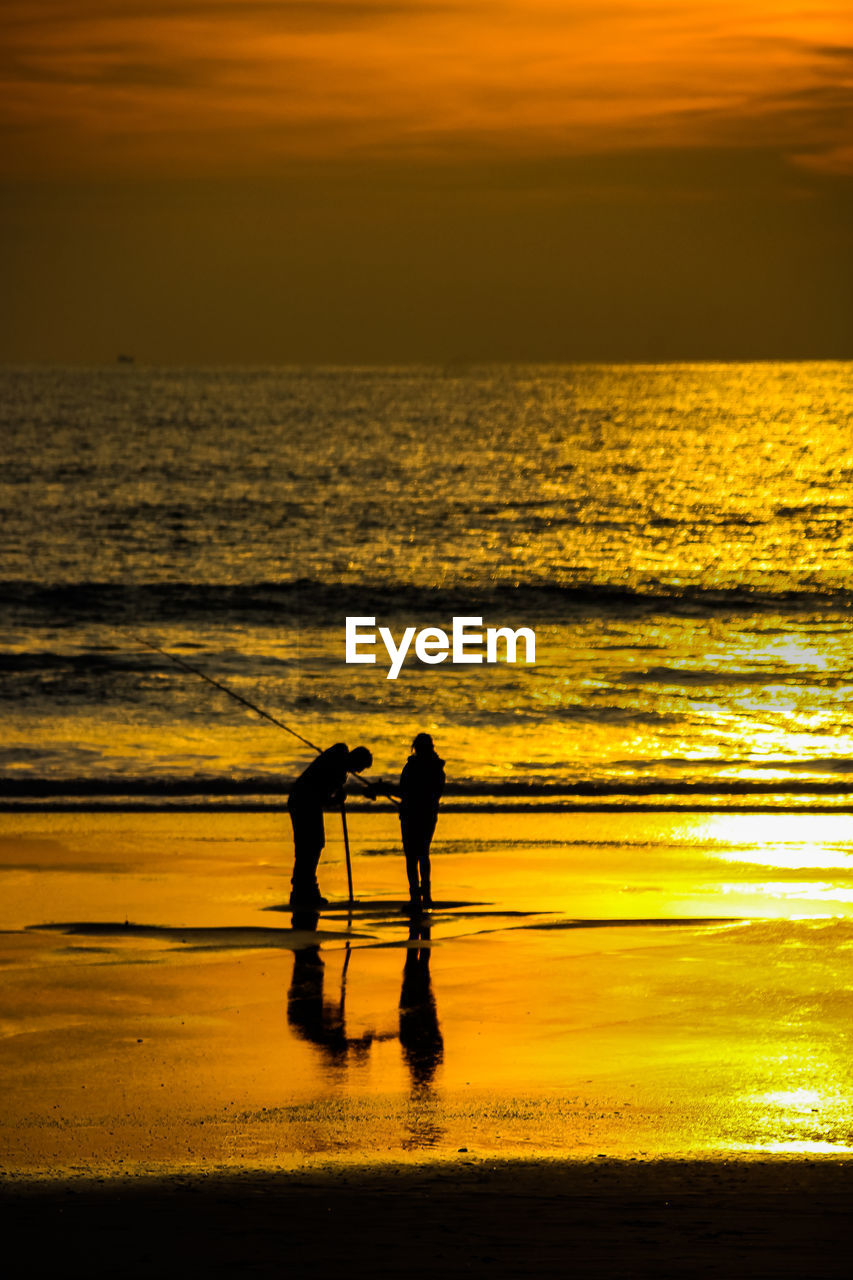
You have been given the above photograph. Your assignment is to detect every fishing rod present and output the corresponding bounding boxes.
[132,635,397,903]
[133,634,394,800]
[132,634,322,752]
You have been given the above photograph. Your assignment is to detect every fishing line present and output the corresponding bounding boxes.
[132,633,322,751]
[131,633,396,804]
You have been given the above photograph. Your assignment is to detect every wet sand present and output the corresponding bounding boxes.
[2,809,852,1272]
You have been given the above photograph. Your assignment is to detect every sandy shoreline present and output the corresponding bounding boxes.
[4,1159,852,1278]
[3,807,853,1277]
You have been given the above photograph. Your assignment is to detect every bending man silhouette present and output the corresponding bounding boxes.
[287,742,372,907]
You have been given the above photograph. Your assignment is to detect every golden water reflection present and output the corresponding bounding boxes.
[2,811,853,1172]
[683,812,853,871]
[285,909,446,1150]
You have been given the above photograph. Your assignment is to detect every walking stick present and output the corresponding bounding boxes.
[341,802,355,905]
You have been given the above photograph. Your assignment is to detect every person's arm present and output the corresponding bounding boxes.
[351,775,397,800]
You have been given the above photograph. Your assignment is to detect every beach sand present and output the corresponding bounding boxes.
[2,808,852,1273]
[5,1159,853,1279]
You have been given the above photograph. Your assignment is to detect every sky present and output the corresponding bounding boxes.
[1,0,851,362]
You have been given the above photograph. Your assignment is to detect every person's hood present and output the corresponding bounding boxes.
[409,752,445,768]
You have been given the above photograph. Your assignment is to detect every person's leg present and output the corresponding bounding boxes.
[405,852,421,912]
[306,832,324,892]
[420,820,437,908]
[290,807,326,903]
[419,847,432,908]
[401,818,421,913]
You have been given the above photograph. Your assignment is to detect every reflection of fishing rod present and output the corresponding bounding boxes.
[340,941,352,1018]
[132,635,382,900]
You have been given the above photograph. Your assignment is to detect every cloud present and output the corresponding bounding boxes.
[1,1,851,179]
[811,44,853,60]
[3,0,446,34]
[793,144,853,177]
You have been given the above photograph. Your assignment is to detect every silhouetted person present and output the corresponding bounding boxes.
[288,742,372,908]
[397,733,445,914]
[399,921,443,1089]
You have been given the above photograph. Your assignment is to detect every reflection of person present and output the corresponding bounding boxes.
[399,921,443,1089]
[397,733,445,914]
[287,911,374,1068]
[287,742,372,907]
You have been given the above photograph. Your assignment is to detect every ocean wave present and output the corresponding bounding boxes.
[624,666,843,687]
[2,578,852,626]
[3,775,853,799]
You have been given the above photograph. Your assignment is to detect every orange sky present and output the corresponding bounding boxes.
[3,0,852,175]
[1,1,851,360]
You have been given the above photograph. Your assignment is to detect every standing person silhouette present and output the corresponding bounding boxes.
[397,733,445,915]
[287,743,372,908]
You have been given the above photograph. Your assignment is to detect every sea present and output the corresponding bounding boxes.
[2,361,852,810]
